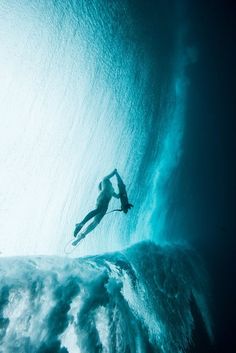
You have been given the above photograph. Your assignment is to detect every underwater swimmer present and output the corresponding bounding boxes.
[72,169,120,246]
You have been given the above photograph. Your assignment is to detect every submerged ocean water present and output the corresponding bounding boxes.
[0,0,190,256]
[1,0,231,352]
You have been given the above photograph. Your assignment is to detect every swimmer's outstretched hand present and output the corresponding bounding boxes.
[114,168,120,176]
[111,168,117,176]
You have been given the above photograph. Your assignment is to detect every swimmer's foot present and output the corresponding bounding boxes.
[74,223,84,237]
[72,233,85,246]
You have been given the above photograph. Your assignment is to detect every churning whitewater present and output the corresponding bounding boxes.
[0,242,212,353]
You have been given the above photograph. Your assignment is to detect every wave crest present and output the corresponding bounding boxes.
[0,241,212,352]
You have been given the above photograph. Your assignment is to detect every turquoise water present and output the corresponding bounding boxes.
[0,1,221,352]
[0,0,188,256]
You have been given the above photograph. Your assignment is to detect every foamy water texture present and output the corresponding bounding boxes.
[0,242,212,353]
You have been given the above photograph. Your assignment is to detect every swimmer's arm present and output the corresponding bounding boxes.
[103,169,117,180]
[112,192,120,199]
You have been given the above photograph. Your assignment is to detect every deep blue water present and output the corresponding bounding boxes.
[172,1,235,255]
[172,2,236,352]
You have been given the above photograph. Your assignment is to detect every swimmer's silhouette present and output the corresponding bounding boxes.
[72,169,121,246]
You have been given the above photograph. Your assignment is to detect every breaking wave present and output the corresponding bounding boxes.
[0,241,212,353]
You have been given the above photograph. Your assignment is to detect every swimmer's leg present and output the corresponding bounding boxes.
[73,212,105,244]
[74,208,100,237]
[81,209,100,224]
